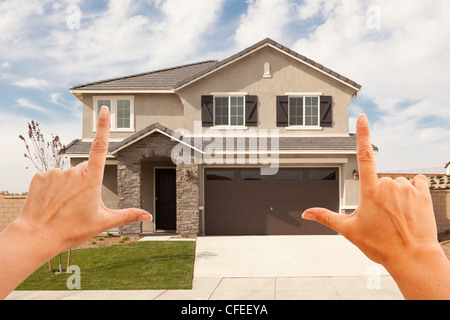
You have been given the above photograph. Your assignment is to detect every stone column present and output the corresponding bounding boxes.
[117,154,142,236]
[176,163,200,236]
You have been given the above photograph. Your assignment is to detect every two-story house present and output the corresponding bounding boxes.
[65,38,376,236]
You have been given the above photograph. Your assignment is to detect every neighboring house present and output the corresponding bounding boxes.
[446,162,450,176]
[65,38,376,236]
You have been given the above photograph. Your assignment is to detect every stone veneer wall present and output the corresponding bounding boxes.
[117,133,200,236]
[176,163,200,236]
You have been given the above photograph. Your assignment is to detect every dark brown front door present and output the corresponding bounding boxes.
[205,168,339,235]
[155,168,176,230]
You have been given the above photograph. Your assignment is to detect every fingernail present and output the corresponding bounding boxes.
[358,114,369,127]
[302,211,315,220]
[99,106,109,119]
[138,213,152,222]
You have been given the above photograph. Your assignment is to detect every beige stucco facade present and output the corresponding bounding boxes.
[178,46,355,136]
[81,93,184,141]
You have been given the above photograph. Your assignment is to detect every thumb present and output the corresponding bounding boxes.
[302,208,348,235]
[103,208,152,230]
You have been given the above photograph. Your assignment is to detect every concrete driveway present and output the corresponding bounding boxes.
[194,235,383,278]
[192,235,404,300]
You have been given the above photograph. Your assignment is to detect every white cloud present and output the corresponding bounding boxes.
[290,0,450,171]
[15,98,48,113]
[13,77,50,89]
[234,0,293,48]
[1,62,11,68]
[148,0,226,65]
[0,0,224,87]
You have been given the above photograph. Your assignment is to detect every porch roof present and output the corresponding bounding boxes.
[63,123,378,158]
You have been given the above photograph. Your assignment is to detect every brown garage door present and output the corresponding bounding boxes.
[205,168,339,235]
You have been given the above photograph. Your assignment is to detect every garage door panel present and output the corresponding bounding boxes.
[205,168,339,235]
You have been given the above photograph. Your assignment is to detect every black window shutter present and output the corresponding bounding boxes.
[245,95,258,126]
[201,95,214,127]
[276,96,289,127]
[320,96,333,127]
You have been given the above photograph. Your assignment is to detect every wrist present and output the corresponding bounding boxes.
[0,219,59,299]
[385,242,450,299]
[4,218,58,263]
[385,241,444,273]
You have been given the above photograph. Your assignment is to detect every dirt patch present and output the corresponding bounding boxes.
[74,235,141,250]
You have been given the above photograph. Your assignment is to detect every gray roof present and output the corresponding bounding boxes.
[64,123,377,156]
[70,38,361,92]
[63,139,120,155]
[70,60,219,91]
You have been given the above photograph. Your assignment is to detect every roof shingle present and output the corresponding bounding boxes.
[70,60,219,91]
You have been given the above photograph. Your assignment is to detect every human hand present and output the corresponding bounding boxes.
[13,106,152,255]
[302,114,450,299]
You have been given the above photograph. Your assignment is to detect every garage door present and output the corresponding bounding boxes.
[205,168,339,235]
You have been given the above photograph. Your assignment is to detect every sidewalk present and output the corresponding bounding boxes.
[6,275,403,300]
[5,235,404,300]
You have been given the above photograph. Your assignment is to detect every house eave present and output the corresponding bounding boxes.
[63,154,116,159]
[70,89,176,95]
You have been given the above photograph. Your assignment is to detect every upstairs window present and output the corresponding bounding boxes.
[214,96,245,127]
[289,96,319,127]
[277,95,332,128]
[94,96,134,132]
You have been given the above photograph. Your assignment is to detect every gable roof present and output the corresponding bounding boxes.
[176,38,361,92]
[70,38,361,93]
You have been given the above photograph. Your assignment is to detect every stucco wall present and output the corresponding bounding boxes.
[178,46,356,136]
[81,93,184,140]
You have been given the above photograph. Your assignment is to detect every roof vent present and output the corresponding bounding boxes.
[263,62,272,78]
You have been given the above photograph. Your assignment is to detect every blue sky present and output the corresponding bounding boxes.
[1,0,449,193]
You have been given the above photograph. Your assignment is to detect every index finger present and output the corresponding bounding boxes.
[356,114,378,191]
[87,106,110,180]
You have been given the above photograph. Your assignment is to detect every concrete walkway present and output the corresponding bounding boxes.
[5,235,404,300]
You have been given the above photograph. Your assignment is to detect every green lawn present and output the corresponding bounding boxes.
[16,241,196,291]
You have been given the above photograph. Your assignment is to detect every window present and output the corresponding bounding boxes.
[289,96,319,127]
[206,171,235,181]
[214,96,245,127]
[241,170,269,181]
[117,99,131,129]
[309,170,337,181]
[94,96,134,131]
[275,170,303,181]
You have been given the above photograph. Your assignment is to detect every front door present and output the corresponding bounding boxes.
[155,168,177,230]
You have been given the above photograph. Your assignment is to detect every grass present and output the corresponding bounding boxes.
[16,241,196,291]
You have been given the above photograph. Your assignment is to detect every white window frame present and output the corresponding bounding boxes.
[93,96,135,132]
[287,95,321,130]
[212,94,247,128]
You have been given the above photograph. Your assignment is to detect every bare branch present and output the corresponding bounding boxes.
[19,121,68,172]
